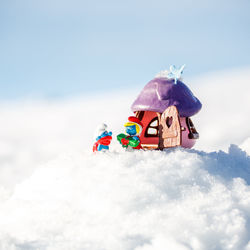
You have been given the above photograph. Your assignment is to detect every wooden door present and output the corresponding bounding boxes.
[159,106,181,149]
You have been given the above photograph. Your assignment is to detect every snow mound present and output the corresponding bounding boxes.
[0,147,250,250]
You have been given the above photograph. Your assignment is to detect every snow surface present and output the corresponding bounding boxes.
[0,68,250,249]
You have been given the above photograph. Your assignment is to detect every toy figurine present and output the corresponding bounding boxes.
[93,123,112,152]
[117,116,143,150]
[131,65,202,150]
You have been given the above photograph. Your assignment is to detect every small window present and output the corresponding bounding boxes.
[150,120,158,127]
[148,128,158,135]
[145,117,159,137]
[186,117,199,139]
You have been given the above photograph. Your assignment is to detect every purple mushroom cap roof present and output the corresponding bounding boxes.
[131,77,202,117]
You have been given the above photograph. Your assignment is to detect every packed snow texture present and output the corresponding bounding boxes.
[0,68,250,249]
[0,148,250,250]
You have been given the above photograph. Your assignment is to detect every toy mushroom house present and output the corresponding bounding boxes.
[131,65,202,150]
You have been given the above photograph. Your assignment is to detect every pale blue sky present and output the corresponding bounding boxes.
[0,0,249,99]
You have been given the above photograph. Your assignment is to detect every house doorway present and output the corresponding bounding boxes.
[135,111,160,149]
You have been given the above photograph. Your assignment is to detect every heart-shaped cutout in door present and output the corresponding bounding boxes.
[166,116,173,128]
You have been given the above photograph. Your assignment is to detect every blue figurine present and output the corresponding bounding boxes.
[93,124,112,152]
[117,116,143,150]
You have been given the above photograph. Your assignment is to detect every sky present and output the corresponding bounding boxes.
[0,0,250,99]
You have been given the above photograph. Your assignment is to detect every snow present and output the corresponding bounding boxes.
[0,67,250,249]
[0,149,250,249]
